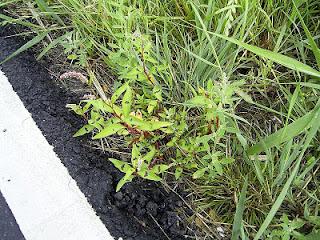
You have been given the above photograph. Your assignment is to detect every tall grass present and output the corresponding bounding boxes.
[1,0,320,238]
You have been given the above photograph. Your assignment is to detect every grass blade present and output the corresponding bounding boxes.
[1,32,48,64]
[292,0,320,68]
[0,0,19,7]
[34,0,65,26]
[212,33,320,78]
[253,107,320,240]
[37,32,71,60]
[231,177,248,240]
[248,108,317,155]
[0,14,40,29]
[254,158,301,239]
[284,82,320,90]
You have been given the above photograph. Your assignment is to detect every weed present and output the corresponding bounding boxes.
[2,0,320,238]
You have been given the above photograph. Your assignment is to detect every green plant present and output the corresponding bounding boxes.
[67,37,247,191]
[2,0,320,238]
[268,214,320,240]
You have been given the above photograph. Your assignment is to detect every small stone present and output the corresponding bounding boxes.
[73,146,81,154]
[3,129,7,132]
[219,233,225,238]
[217,226,224,233]
[166,211,179,226]
[146,201,158,216]
[114,192,123,201]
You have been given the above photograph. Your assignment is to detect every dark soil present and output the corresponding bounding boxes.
[0,26,192,240]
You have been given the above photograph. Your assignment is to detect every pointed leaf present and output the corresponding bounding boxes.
[93,123,125,139]
[109,158,133,173]
[116,168,135,192]
[122,86,133,117]
[175,167,183,180]
[231,177,248,240]
[34,0,65,25]
[148,121,173,131]
[147,100,158,114]
[143,172,162,181]
[293,1,320,68]
[185,96,212,107]
[193,168,207,179]
[213,33,320,78]
[73,124,95,137]
[151,164,170,174]
[111,82,128,103]
[1,32,48,64]
[143,145,156,163]
[37,32,71,60]
[248,109,316,155]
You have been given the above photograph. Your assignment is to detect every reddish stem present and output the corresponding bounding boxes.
[216,116,220,129]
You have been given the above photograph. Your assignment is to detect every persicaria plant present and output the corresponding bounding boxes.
[68,32,245,191]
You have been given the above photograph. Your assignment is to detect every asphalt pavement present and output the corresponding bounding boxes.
[0,190,25,240]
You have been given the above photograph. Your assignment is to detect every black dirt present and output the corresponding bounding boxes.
[0,26,191,240]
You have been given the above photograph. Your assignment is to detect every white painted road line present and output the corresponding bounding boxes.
[0,70,114,240]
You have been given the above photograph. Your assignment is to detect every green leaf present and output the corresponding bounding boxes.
[0,13,40,28]
[93,123,125,139]
[147,100,158,114]
[253,108,320,240]
[153,85,162,101]
[143,145,156,163]
[212,160,223,175]
[111,82,128,103]
[236,90,253,103]
[193,168,207,179]
[34,0,65,25]
[290,218,305,230]
[124,116,148,128]
[175,167,183,180]
[103,117,120,127]
[116,168,135,192]
[73,124,95,137]
[66,104,85,116]
[143,172,162,181]
[109,158,133,173]
[122,86,133,117]
[307,216,320,226]
[125,116,172,131]
[148,121,173,131]
[213,33,320,78]
[37,32,71,60]
[254,159,302,240]
[112,105,123,116]
[220,157,235,164]
[151,164,170,174]
[181,46,220,70]
[185,96,212,107]
[67,54,78,60]
[0,1,21,8]
[248,109,317,155]
[295,157,317,186]
[304,231,320,240]
[293,0,320,68]
[131,144,140,168]
[89,99,114,113]
[1,32,48,64]
[231,177,248,240]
